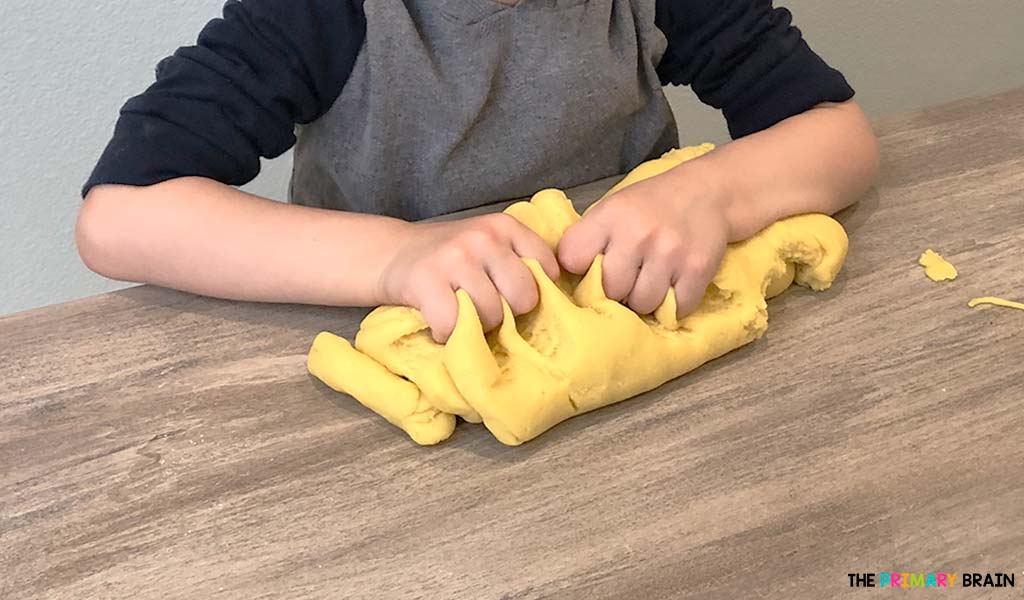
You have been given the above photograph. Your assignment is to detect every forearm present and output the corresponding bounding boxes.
[671,100,880,241]
[76,177,408,306]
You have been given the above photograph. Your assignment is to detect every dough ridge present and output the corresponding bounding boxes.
[307,145,849,445]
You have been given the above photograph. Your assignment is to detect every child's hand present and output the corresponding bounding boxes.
[557,174,729,318]
[378,214,560,343]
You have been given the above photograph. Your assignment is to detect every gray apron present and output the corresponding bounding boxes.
[290,0,677,221]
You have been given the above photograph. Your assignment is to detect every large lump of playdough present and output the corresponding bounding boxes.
[308,145,849,445]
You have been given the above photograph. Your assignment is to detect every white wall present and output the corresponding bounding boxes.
[0,1,290,316]
[2,1,1023,315]
[667,0,1024,145]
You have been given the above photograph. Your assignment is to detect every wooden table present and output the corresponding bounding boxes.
[3,89,1023,599]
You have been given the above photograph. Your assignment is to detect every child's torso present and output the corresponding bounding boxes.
[290,0,677,220]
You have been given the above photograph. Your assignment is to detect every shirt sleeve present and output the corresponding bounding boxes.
[654,0,855,139]
[82,0,366,197]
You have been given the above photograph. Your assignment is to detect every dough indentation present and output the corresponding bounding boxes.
[307,145,850,445]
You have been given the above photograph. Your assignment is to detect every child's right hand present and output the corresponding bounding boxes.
[377,213,560,343]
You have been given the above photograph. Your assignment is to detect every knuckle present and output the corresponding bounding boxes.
[609,189,640,208]
[630,216,661,242]
[439,242,472,265]
[463,226,502,249]
[484,212,517,230]
[683,253,714,277]
[652,233,684,260]
[457,229,486,247]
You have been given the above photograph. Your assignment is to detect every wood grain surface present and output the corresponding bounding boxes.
[3,89,1024,599]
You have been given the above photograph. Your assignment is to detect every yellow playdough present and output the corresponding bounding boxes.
[307,145,850,445]
[919,249,958,281]
[968,296,1024,312]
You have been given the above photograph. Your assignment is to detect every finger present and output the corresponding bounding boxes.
[412,276,460,344]
[508,225,561,282]
[673,246,726,318]
[485,251,540,316]
[601,237,644,302]
[454,268,505,333]
[627,256,675,315]
[557,219,609,275]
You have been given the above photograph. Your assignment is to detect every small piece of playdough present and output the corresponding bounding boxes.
[968,296,1024,312]
[918,249,958,281]
[307,145,850,445]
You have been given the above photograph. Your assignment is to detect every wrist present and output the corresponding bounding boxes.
[664,154,743,237]
[668,150,779,242]
[370,218,419,306]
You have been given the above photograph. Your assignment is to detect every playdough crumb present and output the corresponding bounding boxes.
[918,249,958,281]
[968,296,1024,312]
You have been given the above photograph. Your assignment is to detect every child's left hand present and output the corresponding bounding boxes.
[557,172,729,318]
[558,101,881,319]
